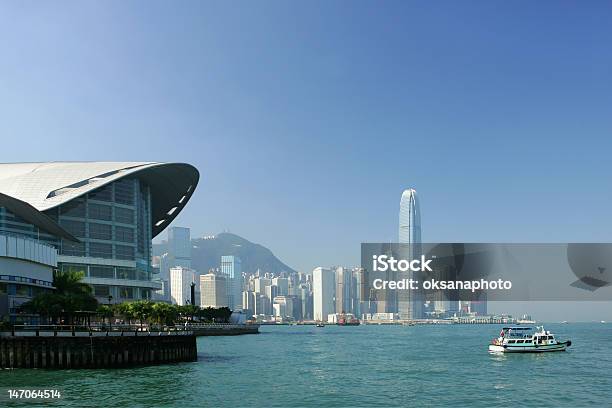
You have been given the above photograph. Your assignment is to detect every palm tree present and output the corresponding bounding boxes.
[21,270,98,325]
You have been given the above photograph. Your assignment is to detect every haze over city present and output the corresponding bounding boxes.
[2,2,612,321]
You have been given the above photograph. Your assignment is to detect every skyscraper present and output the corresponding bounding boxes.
[399,188,421,245]
[398,188,423,319]
[170,266,196,306]
[335,267,352,314]
[272,295,293,320]
[200,273,228,308]
[272,277,289,296]
[168,227,192,269]
[221,255,242,310]
[313,267,335,322]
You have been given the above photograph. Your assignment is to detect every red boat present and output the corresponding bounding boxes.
[337,314,360,326]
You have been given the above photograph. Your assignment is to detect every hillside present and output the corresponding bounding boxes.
[154,232,296,275]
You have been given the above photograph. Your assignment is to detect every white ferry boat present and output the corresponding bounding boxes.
[488,326,571,353]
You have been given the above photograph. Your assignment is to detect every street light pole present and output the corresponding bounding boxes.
[107,295,113,330]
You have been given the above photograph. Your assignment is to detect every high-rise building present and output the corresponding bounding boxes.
[352,267,365,318]
[221,255,242,310]
[335,267,353,314]
[297,284,312,320]
[398,188,423,319]
[399,188,421,245]
[272,295,293,320]
[158,226,192,301]
[168,227,191,268]
[200,273,227,308]
[170,266,196,306]
[254,294,269,316]
[272,277,289,296]
[253,277,271,294]
[470,297,488,316]
[313,267,335,322]
[242,290,256,318]
[0,162,199,304]
[264,284,278,308]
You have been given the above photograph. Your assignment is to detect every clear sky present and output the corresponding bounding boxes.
[1,2,612,320]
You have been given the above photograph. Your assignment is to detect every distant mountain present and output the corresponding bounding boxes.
[154,232,296,275]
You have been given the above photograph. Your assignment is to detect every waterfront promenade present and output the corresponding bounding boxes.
[187,323,260,336]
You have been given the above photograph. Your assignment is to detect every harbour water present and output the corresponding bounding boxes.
[1,323,611,407]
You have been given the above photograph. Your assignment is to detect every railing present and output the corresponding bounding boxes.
[1,324,194,337]
[186,322,259,330]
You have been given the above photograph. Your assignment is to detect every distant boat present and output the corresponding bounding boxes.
[316,323,325,327]
[488,326,571,353]
[517,314,536,324]
[337,313,360,326]
[602,321,606,324]
[561,321,568,324]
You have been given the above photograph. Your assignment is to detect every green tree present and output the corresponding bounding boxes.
[21,270,98,325]
[151,302,178,326]
[131,300,154,328]
[97,304,114,326]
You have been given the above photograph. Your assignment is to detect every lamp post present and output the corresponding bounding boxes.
[190,282,196,308]
[107,295,113,330]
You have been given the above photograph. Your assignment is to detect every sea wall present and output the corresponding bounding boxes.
[189,324,259,336]
[0,331,197,369]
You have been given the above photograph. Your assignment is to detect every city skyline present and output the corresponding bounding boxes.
[2,2,612,321]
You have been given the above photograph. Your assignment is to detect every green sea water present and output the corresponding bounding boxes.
[1,323,611,407]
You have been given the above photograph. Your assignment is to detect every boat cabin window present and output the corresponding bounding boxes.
[517,340,524,343]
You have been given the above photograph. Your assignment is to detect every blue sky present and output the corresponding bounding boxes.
[1,0,611,286]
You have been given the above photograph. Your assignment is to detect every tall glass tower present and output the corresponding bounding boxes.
[398,188,423,319]
[221,255,242,311]
[399,188,421,245]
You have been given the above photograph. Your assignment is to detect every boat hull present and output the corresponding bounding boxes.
[489,341,571,353]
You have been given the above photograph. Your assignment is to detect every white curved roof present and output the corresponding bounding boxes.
[0,162,199,238]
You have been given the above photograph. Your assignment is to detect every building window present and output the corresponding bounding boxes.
[119,287,134,299]
[141,289,151,299]
[93,285,111,297]
[114,179,135,205]
[15,284,30,296]
[89,223,112,240]
[90,266,114,279]
[88,203,112,221]
[117,267,136,280]
[61,240,86,256]
[89,242,113,259]
[115,245,135,260]
[62,263,87,276]
[89,184,113,202]
[115,226,134,243]
[60,199,86,218]
[60,219,86,238]
[114,207,134,224]
[31,286,48,297]
[137,268,150,281]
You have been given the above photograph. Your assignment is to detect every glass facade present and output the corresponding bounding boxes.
[0,215,57,322]
[43,178,154,302]
[0,207,60,246]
